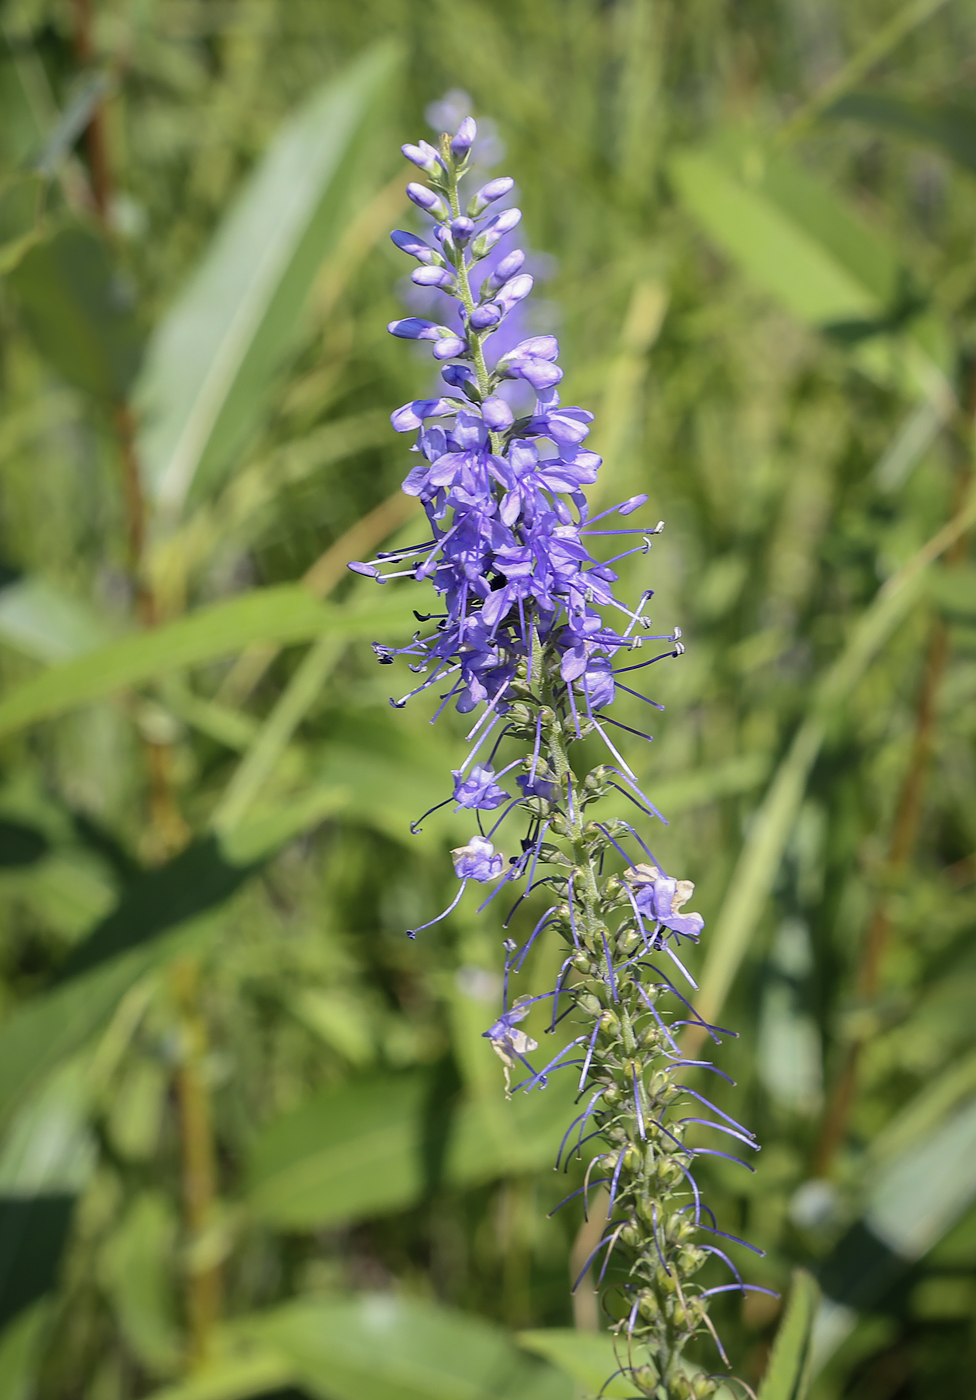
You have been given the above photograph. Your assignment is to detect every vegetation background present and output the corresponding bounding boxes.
[0,0,975,1396]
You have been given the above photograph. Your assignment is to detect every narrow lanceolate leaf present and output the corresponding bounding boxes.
[758,1271,819,1400]
[669,142,952,402]
[0,586,416,741]
[135,44,399,516]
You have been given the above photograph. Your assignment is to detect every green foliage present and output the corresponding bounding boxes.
[0,3,974,1399]
[757,1271,819,1400]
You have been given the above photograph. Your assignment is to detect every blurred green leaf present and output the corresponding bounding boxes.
[515,1331,635,1398]
[55,836,254,982]
[927,563,976,617]
[0,818,46,868]
[694,485,976,1032]
[247,1068,578,1230]
[0,1301,51,1400]
[0,586,416,741]
[758,1270,818,1400]
[99,1192,180,1376]
[246,1070,429,1227]
[815,1096,976,1367]
[6,224,142,402]
[669,143,951,399]
[135,43,399,516]
[0,174,44,275]
[828,91,976,176]
[0,574,115,662]
[143,1355,294,1400]
[32,72,112,179]
[0,1064,95,1331]
[244,1293,571,1400]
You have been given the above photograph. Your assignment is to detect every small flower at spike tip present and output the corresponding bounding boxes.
[451,836,504,882]
[625,863,705,939]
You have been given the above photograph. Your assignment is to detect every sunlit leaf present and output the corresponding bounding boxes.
[0,574,116,662]
[669,142,951,399]
[244,1294,571,1400]
[515,1331,635,1399]
[758,1270,818,1400]
[0,586,416,741]
[135,44,399,516]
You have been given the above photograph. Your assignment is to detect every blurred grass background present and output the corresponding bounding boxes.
[0,0,975,1397]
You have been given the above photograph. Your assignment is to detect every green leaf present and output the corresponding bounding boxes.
[927,563,976,617]
[99,1192,181,1376]
[669,142,950,398]
[6,224,142,402]
[0,586,416,741]
[135,44,399,516]
[55,836,255,982]
[246,1071,429,1228]
[243,1294,570,1400]
[692,483,976,1033]
[0,1300,52,1400]
[0,924,211,1136]
[142,1354,295,1400]
[758,1270,819,1400]
[0,174,44,275]
[815,1096,976,1367]
[246,1068,577,1230]
[828,91,976,177]
[515,1331,636,1399]
[0,818,46,869]
[0,781,353,1133]
[0,575,116,662]
[0,1064,95,1331]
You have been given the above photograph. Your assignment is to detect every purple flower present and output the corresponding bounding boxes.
[484,995,538,1076]
[626,864,705,940]
[452,836,504,882]
[517,773,556,802]
[452,764,510,810]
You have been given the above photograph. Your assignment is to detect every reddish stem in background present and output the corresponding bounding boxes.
[814,428,972,1178]
[70,0,111,224]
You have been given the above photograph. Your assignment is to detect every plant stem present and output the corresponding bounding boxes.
[173,957,222,1368]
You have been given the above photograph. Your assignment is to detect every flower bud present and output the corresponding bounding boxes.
[391,229,439,265]
[412,266,454,289]
[433,334,467,360]
[450,116,476,156]
[470,303,501,330]
[471,207,522,258]
[468,175,515,216]
[406,183,449,220]
[482,249,525,294]
[401,140,444,176]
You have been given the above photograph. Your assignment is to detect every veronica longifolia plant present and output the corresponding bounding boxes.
[350,116,768,1398]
